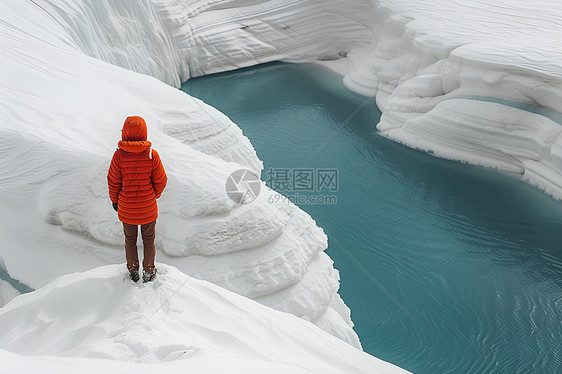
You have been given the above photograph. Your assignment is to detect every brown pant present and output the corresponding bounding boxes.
[123,220,156,273]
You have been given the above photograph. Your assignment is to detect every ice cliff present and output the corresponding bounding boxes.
[344,0,562,199]
[43,0,375,87]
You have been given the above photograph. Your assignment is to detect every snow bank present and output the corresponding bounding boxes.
[343,0,562,199]
[0,0,367,347]
[0,264,409,374]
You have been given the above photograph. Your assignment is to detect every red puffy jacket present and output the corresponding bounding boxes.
[107,116,167,225]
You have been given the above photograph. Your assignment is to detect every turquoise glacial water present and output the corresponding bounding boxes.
[0,267,33,294]
[182,62,562,374]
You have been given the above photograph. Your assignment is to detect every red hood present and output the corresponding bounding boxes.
[122,116,148,141]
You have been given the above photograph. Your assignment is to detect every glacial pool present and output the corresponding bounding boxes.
[182,62,562,374]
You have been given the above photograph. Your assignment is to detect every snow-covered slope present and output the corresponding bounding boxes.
[344,0,562,199]
[0,264,409,374]
[0,0,369,347]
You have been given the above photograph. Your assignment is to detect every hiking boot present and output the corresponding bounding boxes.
[129,269,140,283]
[143,268,157,283]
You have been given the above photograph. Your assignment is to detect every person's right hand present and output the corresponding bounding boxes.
[112,202,118,212]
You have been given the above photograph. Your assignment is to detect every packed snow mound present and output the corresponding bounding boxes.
[0,0,360,346]
[0,264,409,374]
[343,0,562,199]
[39,0,375,87]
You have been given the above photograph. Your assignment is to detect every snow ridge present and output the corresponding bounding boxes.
[0,264,410,373]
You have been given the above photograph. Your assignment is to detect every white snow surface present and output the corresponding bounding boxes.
[0,264,409,374]
[343,0,562,199]
[0,280,19,308]
[0,0,376,349]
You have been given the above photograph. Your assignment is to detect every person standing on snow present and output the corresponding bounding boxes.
[107,116,167,283]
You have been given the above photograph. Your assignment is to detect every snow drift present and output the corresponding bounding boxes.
[343,0,562,199]
[0,0,376,347]
[0,264,409,373]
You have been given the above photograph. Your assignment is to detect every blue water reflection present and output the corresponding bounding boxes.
[183,62,562,374]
